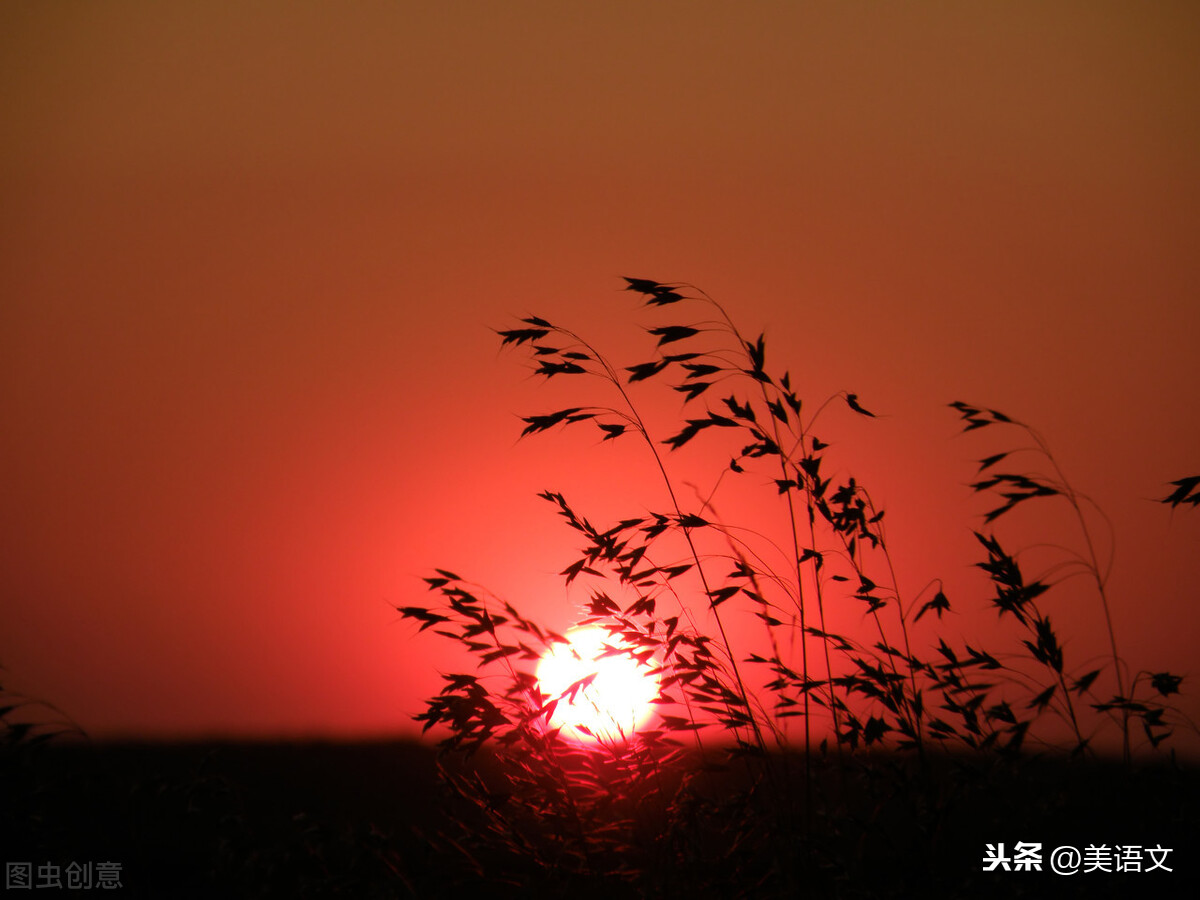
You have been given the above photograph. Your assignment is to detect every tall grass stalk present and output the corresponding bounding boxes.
[399,278,1192,894]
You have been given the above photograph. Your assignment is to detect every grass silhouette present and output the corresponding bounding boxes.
[400,278,1196,897]
[2,279,1195,896]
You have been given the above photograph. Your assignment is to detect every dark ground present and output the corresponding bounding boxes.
[2,738,1197,898]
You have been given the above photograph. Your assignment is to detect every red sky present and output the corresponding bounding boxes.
[2,1,1197,748]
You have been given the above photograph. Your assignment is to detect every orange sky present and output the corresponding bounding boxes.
[2,1,1198,746]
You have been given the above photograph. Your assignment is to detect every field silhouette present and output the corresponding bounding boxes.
[391,279,1197,896]
[2,737,1196,897]
[5,280,1196,897]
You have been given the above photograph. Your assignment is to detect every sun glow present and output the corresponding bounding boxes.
[536,626,660,743]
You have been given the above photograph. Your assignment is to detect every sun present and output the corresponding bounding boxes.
[535,626,660,743]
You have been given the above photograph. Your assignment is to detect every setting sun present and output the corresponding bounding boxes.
[535,626,660,743]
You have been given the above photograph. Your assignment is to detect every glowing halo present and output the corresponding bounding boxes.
[535,626,659,742]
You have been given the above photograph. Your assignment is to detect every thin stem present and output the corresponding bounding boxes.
[689,287,829,821]
[1025,425,1128,762]
[561,326,768,757]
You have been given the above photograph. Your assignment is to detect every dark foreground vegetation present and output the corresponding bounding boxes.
[2,738,1196,898]
[6,278,1196,898]
[391,279,1197,898]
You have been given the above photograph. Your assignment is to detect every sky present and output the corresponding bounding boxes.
[2,1,1198,748]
